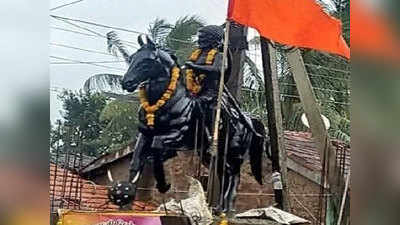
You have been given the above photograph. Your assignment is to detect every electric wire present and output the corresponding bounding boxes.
[51,60,125,64]
[51,15,195,44]
[241,88,350,106]
[50,0,85,11]
[279,82,350,94]
[51,16,139,49]
[50,43,118,57]
[50,56,125,71]
[51,26,100,38]
[304,63,350,74]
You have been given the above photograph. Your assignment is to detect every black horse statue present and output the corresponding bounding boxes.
[108,34,268,212]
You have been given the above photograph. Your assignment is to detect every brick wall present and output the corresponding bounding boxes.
[128,152,324,224]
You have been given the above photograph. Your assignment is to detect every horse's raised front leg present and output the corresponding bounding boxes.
[128,133,149,192]
[108,133,148,209]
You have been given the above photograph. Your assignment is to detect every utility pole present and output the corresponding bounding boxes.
[226,21,248,101]
[260,38,290,212]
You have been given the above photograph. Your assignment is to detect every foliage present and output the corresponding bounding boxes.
[97,99,140,151]
[241,55,268,123]
[50,90,108,157]
[50,90,140,157]
[147,15,205,64]
[107,31,131,63]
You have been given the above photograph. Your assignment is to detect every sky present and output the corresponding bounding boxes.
[49,0,336,123]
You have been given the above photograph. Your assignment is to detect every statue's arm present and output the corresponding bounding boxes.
[185,53,227,74]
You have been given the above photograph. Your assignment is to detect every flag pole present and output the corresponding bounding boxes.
[212,20,231,158]
[207,19,231,208]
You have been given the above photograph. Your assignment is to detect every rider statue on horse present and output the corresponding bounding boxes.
[107,25,268,213]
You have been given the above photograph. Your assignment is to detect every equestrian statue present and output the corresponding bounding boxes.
[107,25,269,213]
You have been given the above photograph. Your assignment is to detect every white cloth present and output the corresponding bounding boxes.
[235,206,310,224]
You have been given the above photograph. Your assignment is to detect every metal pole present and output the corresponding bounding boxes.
[51,121,62,213]
[336,173,350,225]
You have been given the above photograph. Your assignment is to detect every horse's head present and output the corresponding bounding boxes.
[121,35,176,92]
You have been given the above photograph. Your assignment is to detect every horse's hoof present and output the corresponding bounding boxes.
[213,206,224,215]
[156,183,171,194]
[108,181,136,207]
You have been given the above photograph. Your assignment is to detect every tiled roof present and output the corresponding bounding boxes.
[80,145,133,174]
[50,163,157,212]
[284,131,351,175]
[50,152,96,170]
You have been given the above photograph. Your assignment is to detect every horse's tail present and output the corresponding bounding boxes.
[249,118,266,185]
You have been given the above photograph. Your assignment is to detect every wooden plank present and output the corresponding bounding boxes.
[286,49,339,188]
[286,49,342,225]
[260,38,290,212]
[227,22,247,100]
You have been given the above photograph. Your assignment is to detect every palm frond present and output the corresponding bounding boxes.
[243,55,264,89]
[248,36,260,46]
[83,73,125,94]
[148,18,172,47]
[168,15,205,44]
[241,54,267,118]
[166,15,205,63]
[330,129,350,143]
[315,0,337,14]
[107,31,131,64]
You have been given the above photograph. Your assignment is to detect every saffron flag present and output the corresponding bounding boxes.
[228,0,350,59]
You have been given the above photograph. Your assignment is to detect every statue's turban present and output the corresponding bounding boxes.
[199,25,224,43]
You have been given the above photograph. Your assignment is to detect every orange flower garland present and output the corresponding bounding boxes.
[186,48,218,94]
[189,49,202,61]
[139,66,180,127]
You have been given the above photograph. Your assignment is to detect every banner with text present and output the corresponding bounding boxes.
[57,211,163,225]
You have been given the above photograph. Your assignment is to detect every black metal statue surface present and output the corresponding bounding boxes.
[108,27,269,213]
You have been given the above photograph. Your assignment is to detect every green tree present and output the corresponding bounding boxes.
[50,90,140,157]
[51,90,108,157]
[96,99,140,151]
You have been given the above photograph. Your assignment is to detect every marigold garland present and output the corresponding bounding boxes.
[189,49,202,61]
[186,48,218,94]
[139,66,180,127]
